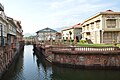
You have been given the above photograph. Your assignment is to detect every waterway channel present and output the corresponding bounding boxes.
[1,45,120,80]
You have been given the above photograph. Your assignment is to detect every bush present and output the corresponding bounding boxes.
[80,40,87,44]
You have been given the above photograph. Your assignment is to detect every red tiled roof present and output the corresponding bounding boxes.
[105,10,114,12]
[71,23,81,28]
[62,23,82,31]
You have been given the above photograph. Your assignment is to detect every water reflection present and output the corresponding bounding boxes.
[35,54,52,80]
[1,45,120,80]
[1,47,25,80]
[1,45,52,80]
[52,66,120,80]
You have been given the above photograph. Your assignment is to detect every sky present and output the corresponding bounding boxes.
[0,0,120,35]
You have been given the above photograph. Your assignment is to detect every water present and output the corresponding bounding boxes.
[1,45,120,80]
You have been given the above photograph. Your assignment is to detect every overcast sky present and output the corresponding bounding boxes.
[0,0,120,35]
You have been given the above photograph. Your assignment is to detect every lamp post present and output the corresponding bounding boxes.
[0,24,4,47]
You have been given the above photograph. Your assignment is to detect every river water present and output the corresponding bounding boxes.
[1,45,120,80]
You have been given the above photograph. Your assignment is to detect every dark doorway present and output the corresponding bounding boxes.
[76,36,79,42]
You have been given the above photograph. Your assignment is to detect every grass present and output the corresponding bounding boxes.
[76,43,120,47]
[117,44,120,47]
[57,41,120,47]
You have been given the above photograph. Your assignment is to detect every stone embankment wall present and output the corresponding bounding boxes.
[0,41,24,78]
[53,53,120,69]
[34,44,120,69]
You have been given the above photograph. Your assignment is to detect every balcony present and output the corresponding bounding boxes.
[104,28,120,31]
[0,3,4,11]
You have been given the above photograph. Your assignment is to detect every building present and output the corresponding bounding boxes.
[0,11,8,46]
[0,3,24,78]
[0,11,23,47]
[7,17,17,46]
[14,20,23,42]
[82,10,120,44]
[13,20,23,49]
[36,27,60,42]
[0,3,4,11]
[23,36,34,45]
[61,23,82,41]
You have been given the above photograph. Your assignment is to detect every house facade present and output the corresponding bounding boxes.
[82,10,120,44]
[14,20,23,42]
[0,5,23,47]
[7,17,16,46]
[61,23,82,41]
[0,11,8,46]
[36,27,59,41]
[13,20,23,49]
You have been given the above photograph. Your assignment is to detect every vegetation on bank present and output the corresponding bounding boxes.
[60,41,114,47]
[36,39,120,47]
[76,43,113,47]
[76,41,120,47]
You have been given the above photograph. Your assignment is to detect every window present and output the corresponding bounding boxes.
[91,23,94,29]
[87,24,89,30]
[96,21,100,28]
[106,19,116,28]
[63,37,64,40]
[83,27,85,31]
[66,37,68,40]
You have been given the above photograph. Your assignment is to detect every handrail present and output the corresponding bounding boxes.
[47,46,119,52]
[35,44,120,52]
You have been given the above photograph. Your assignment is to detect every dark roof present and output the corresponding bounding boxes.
[0,3,4,11]
[36,27,57,33]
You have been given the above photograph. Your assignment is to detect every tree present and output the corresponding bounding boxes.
[69,31,72,37]
[69,31,72,45]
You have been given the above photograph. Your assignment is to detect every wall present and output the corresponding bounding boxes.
[53,53,120,69]
[0,42,24,78]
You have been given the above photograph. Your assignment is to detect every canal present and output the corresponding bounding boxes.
[1,45,120,80]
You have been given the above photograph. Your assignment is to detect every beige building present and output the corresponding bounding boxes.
[82,10,120,44]
[62,23,82,41]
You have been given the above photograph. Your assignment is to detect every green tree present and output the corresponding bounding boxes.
[69,31,72,45]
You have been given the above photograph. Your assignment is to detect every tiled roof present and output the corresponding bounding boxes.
[36,27,57,33]
[105,10,113,12]
[62,23,82,31]
[82,10,120,25]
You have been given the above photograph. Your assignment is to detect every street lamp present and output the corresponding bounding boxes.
[0,24,4,47]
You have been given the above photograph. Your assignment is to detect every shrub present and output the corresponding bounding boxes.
[80,40,87,44]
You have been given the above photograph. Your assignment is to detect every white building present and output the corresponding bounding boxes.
[61,23,82,41]
[36,27,58,41]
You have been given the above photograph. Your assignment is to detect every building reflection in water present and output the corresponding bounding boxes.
[1,49,25,80]
[35,52,53,80]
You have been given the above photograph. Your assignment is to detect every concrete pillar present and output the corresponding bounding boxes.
[117,32,120,43]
